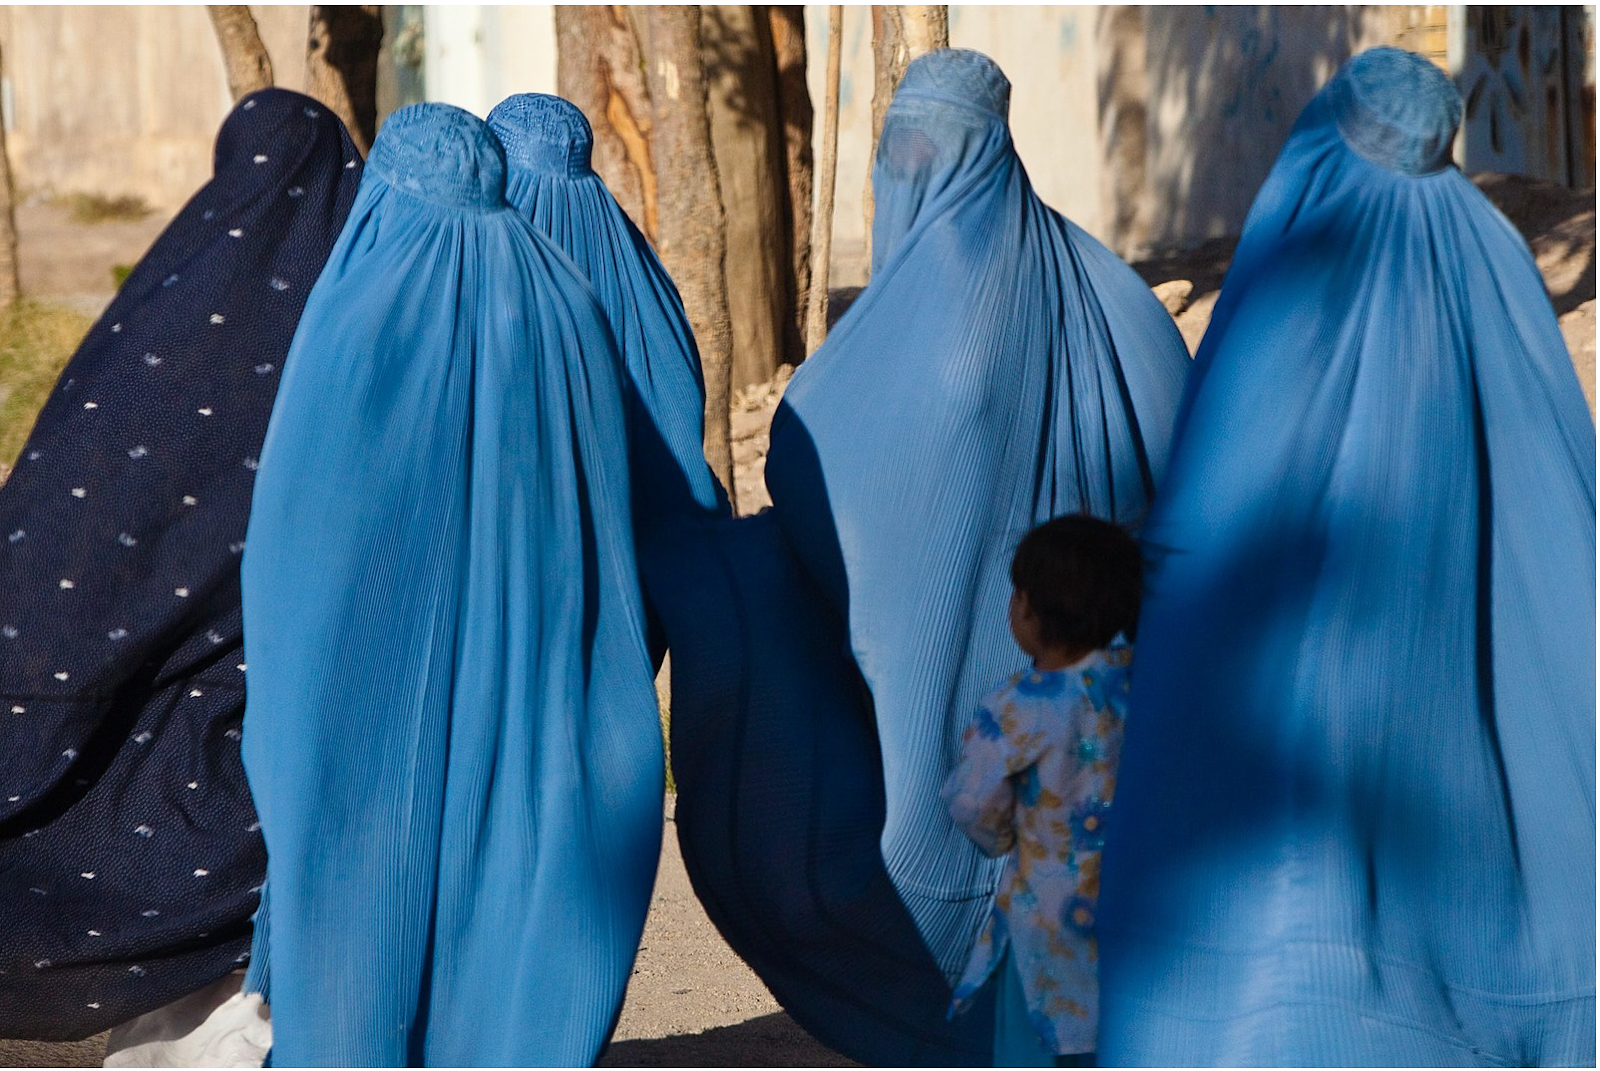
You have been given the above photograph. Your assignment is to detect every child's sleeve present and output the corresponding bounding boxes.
[942,692,1029,858]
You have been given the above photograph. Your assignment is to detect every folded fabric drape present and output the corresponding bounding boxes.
[1098,48,1596,1067]
[0,89,360,1041]
[647,48,1189,1064]
[488,92,727,526]
[239,103,660,1067]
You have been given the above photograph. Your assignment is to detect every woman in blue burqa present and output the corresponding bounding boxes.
[1097,48,1595,1067]
[239,104,661,1066]
[487,92,727,527]
[643,48,1188,1064]
[0,90,359,1050]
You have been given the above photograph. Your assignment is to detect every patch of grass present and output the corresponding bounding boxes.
[111,264,134,288]
[0,300,93,479]
[59,191,153,224]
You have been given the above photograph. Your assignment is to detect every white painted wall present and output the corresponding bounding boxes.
[421,4,557,119]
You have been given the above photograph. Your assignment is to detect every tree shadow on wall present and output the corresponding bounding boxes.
[1133,6,1380,252]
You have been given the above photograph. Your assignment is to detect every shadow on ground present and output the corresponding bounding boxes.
[600,1011,857,1068]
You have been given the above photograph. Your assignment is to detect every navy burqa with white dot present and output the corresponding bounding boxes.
[239,104,661,1066]
[1097,50,1595,1065]
[0,89,360,1040]
[642,49,1189,1064]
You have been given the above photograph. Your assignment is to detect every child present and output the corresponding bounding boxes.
[943,514,1141,1067]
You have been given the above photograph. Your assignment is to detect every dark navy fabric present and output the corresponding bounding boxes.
[1097,49,1596,1066]
[645,48,1188,1065]
[0,89,360,1041]
[488,92,727,526]
[239,104,661,1067]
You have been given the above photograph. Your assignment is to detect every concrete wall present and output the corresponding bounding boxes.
[0,5,1586,254]
[0,6,309,210]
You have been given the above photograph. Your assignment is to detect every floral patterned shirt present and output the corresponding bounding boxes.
[942,635,1133,1055]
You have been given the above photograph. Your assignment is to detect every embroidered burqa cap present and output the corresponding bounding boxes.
[1098,48,1595,1066]
[239,103,661,1067]
[0,88,361,1040]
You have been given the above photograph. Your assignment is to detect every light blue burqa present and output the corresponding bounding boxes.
[1098,49,1596,1067]
[645,49,1189,1064]
[239,104,661,1067]
[488,92,726,526]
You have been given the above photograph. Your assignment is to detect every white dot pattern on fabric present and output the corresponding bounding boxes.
[0,89,363,1036]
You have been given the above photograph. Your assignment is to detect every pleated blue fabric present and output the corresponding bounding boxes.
[0,89,359,1040]
[645,48,1189,1065]
[239,104,661,1067]
[487,93,726,525]
[1097,48,1596,1067]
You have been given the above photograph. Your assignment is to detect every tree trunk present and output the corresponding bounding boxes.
[207,5,274,102]
[766,4,812,367]
[556,5,656,238]
[806,6,843,354]
[701,5,789,392]
[864,5,948,267]
[305,5,383,155]
[638,6,737,511]
[0,40,19,308]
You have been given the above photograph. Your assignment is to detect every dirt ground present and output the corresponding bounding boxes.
[1,173,1592,1067]
[0,804,855,1069]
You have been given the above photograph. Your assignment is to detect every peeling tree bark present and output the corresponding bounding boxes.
[306,5,383,156]
[767,4,813,366]
[864,5,948,266]
[207,5,274,102]
[638,6,737,510]
[556,5,657,239]
[806,6,843,353]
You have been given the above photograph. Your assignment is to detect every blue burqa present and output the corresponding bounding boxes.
[644,48,1188,1064]
[0,89,358,1040]
[239,104,661,1067]
[1097,49,1596,1067]
[487,92,726,525]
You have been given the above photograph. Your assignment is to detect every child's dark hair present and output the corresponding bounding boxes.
[1010,514,1142,651]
